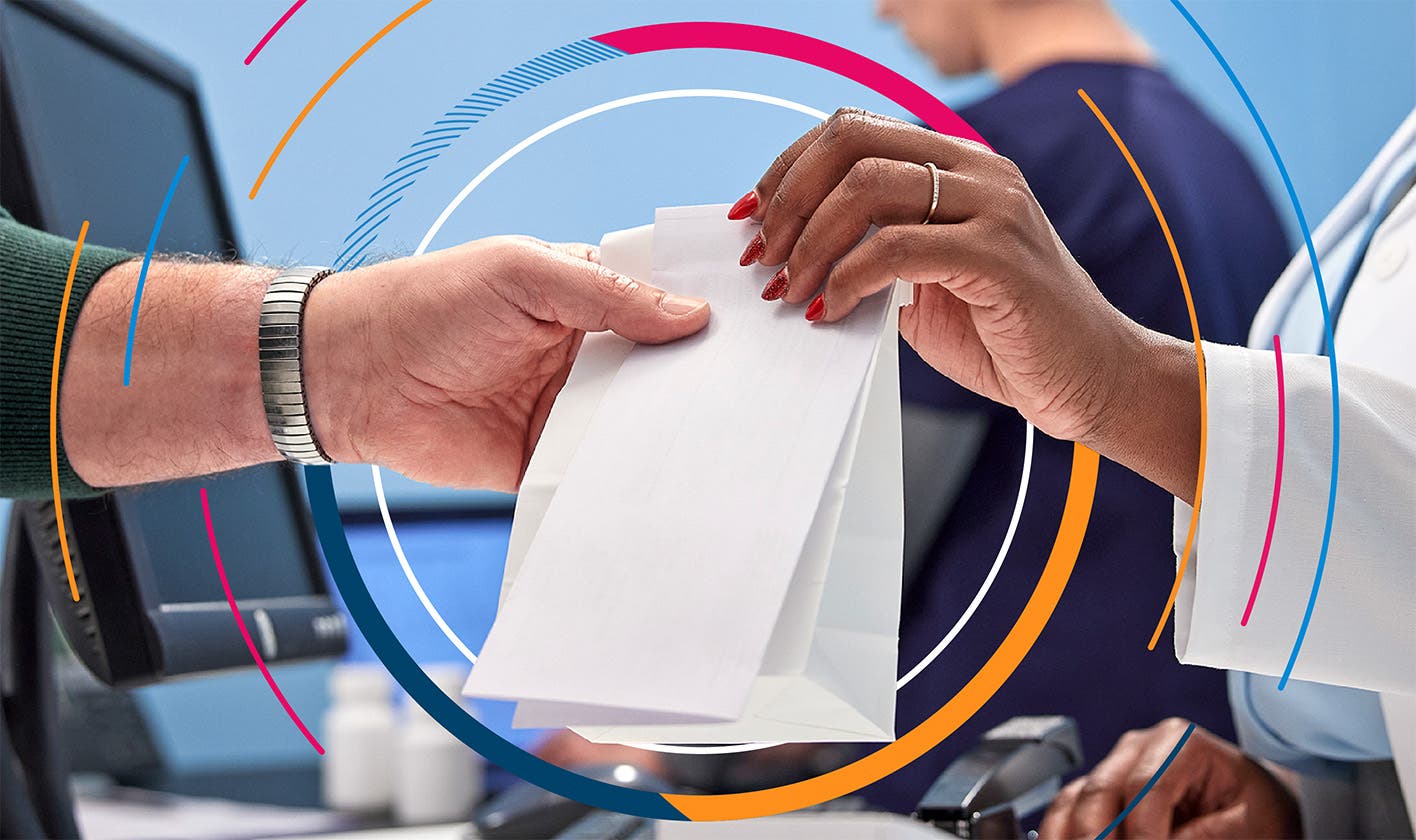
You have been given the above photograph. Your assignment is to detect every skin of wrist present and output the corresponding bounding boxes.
[1077,315,1147,453]
[302,264,385,466]
[63,259,379,484]
[1082,323,1202,504]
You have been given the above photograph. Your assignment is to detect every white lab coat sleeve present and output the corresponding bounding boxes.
[1173,342,1416,695]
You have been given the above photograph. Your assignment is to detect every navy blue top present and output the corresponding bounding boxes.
[864,63,1292,813]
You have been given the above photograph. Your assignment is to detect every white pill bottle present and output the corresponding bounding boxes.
[321,663,396,812]
[393,663,484,825]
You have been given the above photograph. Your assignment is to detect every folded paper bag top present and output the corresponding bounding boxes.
[464,205,904,743]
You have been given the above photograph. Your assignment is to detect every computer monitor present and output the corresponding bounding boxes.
[0,0,347,687]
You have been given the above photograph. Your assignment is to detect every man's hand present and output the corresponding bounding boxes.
[61,236,708,491]
[741,108,1202,502]
[1039,719,1301,839]
[305,236,709,491]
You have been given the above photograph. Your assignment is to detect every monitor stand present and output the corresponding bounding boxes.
[2,503,81,838]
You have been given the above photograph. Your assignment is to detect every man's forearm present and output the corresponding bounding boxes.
[60,259,283,486]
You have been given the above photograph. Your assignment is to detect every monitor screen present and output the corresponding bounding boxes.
[0,1,228,254]
[0,1,343,689]
[0,1,326,603]
[119,470,317,604]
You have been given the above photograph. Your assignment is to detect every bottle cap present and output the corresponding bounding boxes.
[405,662,471,724]
[330,663,392,704]
[425,663,469,698]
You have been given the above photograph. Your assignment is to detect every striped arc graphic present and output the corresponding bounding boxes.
[334,38,626,269]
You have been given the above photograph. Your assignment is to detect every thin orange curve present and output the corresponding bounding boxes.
[50,221,89,602]
[249,0,433,199]
[1077,89,1208,652]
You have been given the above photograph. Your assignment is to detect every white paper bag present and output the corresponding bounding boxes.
[464,205,904,743]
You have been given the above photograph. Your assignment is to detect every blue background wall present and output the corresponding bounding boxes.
[83,0,1416,517]
[23,0,1416,775]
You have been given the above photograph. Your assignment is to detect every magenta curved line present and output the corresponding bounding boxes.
[1242,335,1286,626]
[245,0,308,65]
[592,22,990,148]
[200,487,325,754]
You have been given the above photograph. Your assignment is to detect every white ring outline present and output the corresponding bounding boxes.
[371,87,1036,754]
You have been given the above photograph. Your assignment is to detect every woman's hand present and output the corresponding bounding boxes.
[739,109,1201,500]
[306,236,710,492]
[1039,719,1301,839]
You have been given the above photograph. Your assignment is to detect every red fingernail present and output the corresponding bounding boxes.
[805,294,825,322]
[727,191,758,220]
[739,232,766,266]
[761,267,789,301]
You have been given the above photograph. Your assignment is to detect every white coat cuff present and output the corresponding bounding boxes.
[1173,342,1290,677]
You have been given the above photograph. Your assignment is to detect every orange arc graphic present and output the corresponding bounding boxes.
[249,0,433,199]
[50,220,89,602]
[667,444,1099,821]
[1076,89,1208,652]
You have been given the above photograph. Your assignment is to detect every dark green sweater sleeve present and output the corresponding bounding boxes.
[2,207,135,499]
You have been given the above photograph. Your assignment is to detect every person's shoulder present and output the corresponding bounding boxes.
[956,62,1287,305]
[956,64,1173,214]
[965,62,1215,149]
[959,63,1174,169]
[966,62,1271,208]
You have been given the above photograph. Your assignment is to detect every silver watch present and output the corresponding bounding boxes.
[259,266,337,465]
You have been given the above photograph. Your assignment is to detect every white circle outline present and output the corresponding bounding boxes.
[372,87,1036,754]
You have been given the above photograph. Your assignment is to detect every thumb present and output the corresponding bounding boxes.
[900,285,993,390]
[537,248,710,344]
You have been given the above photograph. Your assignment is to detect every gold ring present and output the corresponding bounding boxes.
[921,161,940,224]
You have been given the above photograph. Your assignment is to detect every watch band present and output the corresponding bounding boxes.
[259,266,337,465]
